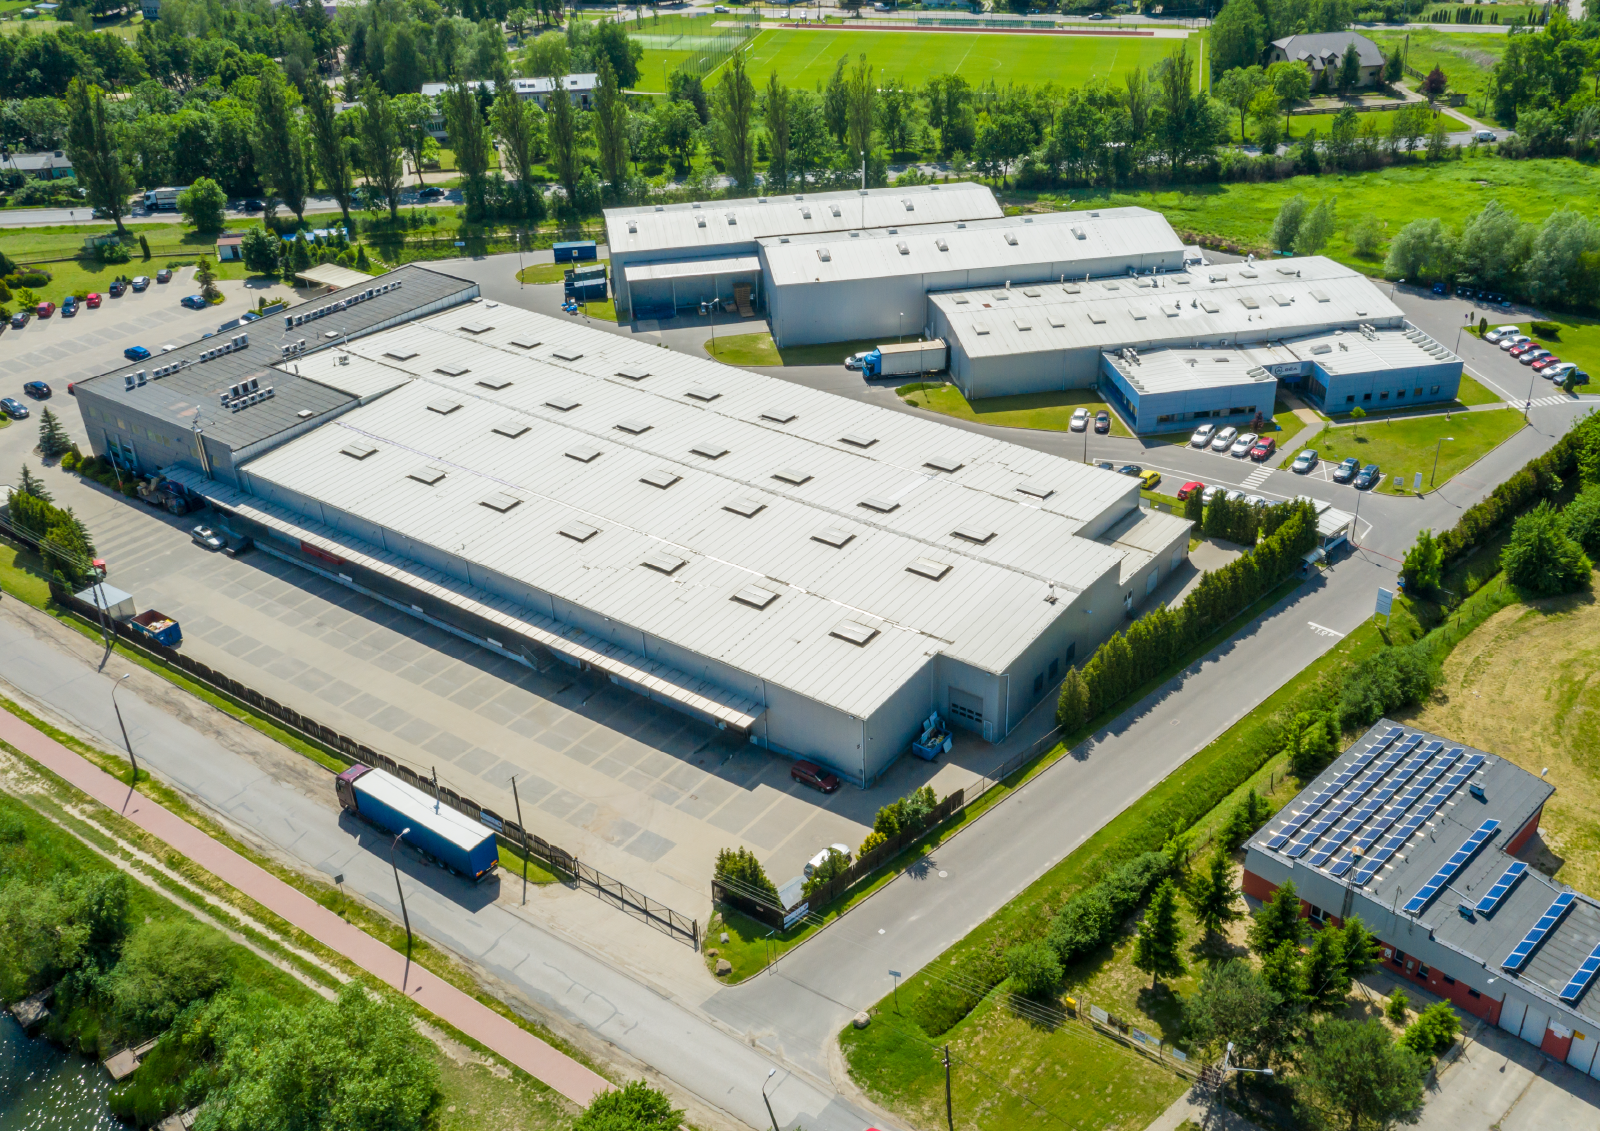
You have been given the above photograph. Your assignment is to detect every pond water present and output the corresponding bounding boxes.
[0,1013,121,1131]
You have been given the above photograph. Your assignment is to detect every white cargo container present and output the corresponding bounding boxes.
[863,339,947,378]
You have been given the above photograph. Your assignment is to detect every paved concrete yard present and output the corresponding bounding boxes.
[76,486,1052,913]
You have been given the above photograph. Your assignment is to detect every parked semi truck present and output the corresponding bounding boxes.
[859,339,946,378]
[142,186,189,212]
[336,764,500,882]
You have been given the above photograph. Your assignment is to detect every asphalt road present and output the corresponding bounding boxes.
[5,251,1594,1128]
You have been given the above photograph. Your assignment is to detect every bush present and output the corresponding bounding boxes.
[1384,986,1410,1024]
[1398,1000,1459,1057]
[867,785,938,843]
[1500,501,1591,596]
[1338,644,1438,730]
[97,241,132,264]
[713,846,779,907]
[109,918,232,1035]
[1562,486,1600,557]
[1222,788,1272,851]
[1044,850,1174,966]
[572,1080,683,1131]
[1004,940,1063,1000]
[1528,320,1560,339]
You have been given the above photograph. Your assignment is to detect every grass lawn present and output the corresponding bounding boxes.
[1,220,261,304]
[1404,576,1600,897]
[899,382,1134,438]
[515,258,607,285]
[705,331,782,365]
[1455,372,1502,406]
[1308,406,1524,495]
[576,296,617,322]
[1368,28,1507,102]
[1229,108,1404,144]
[1051,158,1600,272]
[0,540,55,612]
[731,26,1188,90]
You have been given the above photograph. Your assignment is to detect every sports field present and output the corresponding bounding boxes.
[634,26,1192,93]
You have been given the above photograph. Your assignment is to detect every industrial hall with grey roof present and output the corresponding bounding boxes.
[75,264,1192,785]
[1245,722,1600,1080]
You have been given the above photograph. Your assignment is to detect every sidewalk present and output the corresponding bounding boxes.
[0,704,609,1110]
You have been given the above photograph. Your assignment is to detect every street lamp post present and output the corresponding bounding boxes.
[111,673,138,793]
[1525,365,1538,421]
[761,1068,780,1131]
[390,829,414,990]
[1431,436,1454,487]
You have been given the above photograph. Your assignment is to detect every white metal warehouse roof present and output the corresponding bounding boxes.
[759,207,1184,288]
[1284,324,1460,372]
[604,182,1003,257]
[232,307,1145,720]
[623,255,761,282]
[933,256,1404,359]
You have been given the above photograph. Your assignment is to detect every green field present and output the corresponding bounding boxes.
[721,27,1189,92]
[1056,158,1600,270]
[1310,406,1525,494]
[1229,107,1409,143]
[1369,28,1507,101]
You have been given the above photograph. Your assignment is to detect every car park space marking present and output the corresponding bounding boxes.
[1308,623,1345,638]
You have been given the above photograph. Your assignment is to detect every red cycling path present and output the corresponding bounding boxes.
[0,704,609,1109]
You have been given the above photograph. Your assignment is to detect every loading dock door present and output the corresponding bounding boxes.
[1519,1006,1551,1046]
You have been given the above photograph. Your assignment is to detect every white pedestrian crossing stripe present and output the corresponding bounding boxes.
[1241,466,1272,488]
[1527,395,1572,408]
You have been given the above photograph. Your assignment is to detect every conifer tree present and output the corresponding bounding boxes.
[1133,879,1185,989]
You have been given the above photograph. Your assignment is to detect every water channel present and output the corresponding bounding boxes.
[0,1013,121,1130]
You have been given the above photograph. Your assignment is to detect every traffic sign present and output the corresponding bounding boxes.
[1375,587,1394,616]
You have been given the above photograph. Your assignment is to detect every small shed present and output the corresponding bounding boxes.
[215,233,244,261]
[553,240,598,263]
[75,583,135,621]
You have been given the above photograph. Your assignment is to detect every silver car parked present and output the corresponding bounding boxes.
[1209,425,1239,452]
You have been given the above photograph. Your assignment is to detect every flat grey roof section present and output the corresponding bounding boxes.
[1285,324,1460,370]
[933,256,1403,359]
[1105,348,1280,395]
[232,306,1144,720]
[759,207,1184,288]
[74,264,478,451]
[605,182,1003,257]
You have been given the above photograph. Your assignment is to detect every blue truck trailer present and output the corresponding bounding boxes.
[336,764,499,882]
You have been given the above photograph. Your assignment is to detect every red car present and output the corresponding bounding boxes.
[1176,481,1205,500]
[35,300,56,318]
[1531,355,1562,371]
[1508,342,1538,358]
[790,760,840,794]
[1249,436,1277,461]
[85,292,102,308]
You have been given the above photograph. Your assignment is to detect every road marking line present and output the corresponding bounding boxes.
[1308,622,1345,638]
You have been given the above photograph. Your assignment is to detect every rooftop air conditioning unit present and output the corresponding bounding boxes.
[124,374,135,390]
[285,314,294,328]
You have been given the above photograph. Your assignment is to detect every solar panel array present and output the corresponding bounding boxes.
[1316,746,1465,866]
[1285,737,1424,858]
[1560,940,1600,1004]
[1503,892,1576,972]
[1475,861,1528,916]
[1301,741,1452,864]
[1264,727,1403,851]
[1401,819,1500,914]
[1338,753,1487,883]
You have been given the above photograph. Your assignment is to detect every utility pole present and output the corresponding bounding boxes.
[511,775,529,904]
[1431,435,1454,486]
[111,673,138,799]
[943,1045,954,1131]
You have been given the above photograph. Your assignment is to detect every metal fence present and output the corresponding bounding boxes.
[22,550,701,950]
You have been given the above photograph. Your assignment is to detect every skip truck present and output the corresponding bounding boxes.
[856,339,946,378]
[336,764,500,882]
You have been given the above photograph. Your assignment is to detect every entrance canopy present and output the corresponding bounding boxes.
[623,255,761,319]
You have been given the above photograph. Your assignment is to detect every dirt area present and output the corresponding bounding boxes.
[1402,582,1600,897]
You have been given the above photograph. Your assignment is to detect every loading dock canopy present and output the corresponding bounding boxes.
[295,263,376,290]
[623,256,762,283]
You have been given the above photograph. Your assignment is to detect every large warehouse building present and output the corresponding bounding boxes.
[757,207,1186,348]
[1245,722,1600,1082]
[77,265,1191,785]
[927,255,1462,428]
[604,182,1004,320]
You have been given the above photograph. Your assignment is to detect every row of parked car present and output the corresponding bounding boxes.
[0,380,53,419]
[1069,406,1111,434]
[1484,324,1588,385]
[1189,422,1277,462]
[5,270,195,330]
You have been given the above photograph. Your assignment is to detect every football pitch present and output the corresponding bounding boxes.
[632,27,1192,93]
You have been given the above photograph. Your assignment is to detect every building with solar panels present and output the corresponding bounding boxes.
[1244,721,1600,1078]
